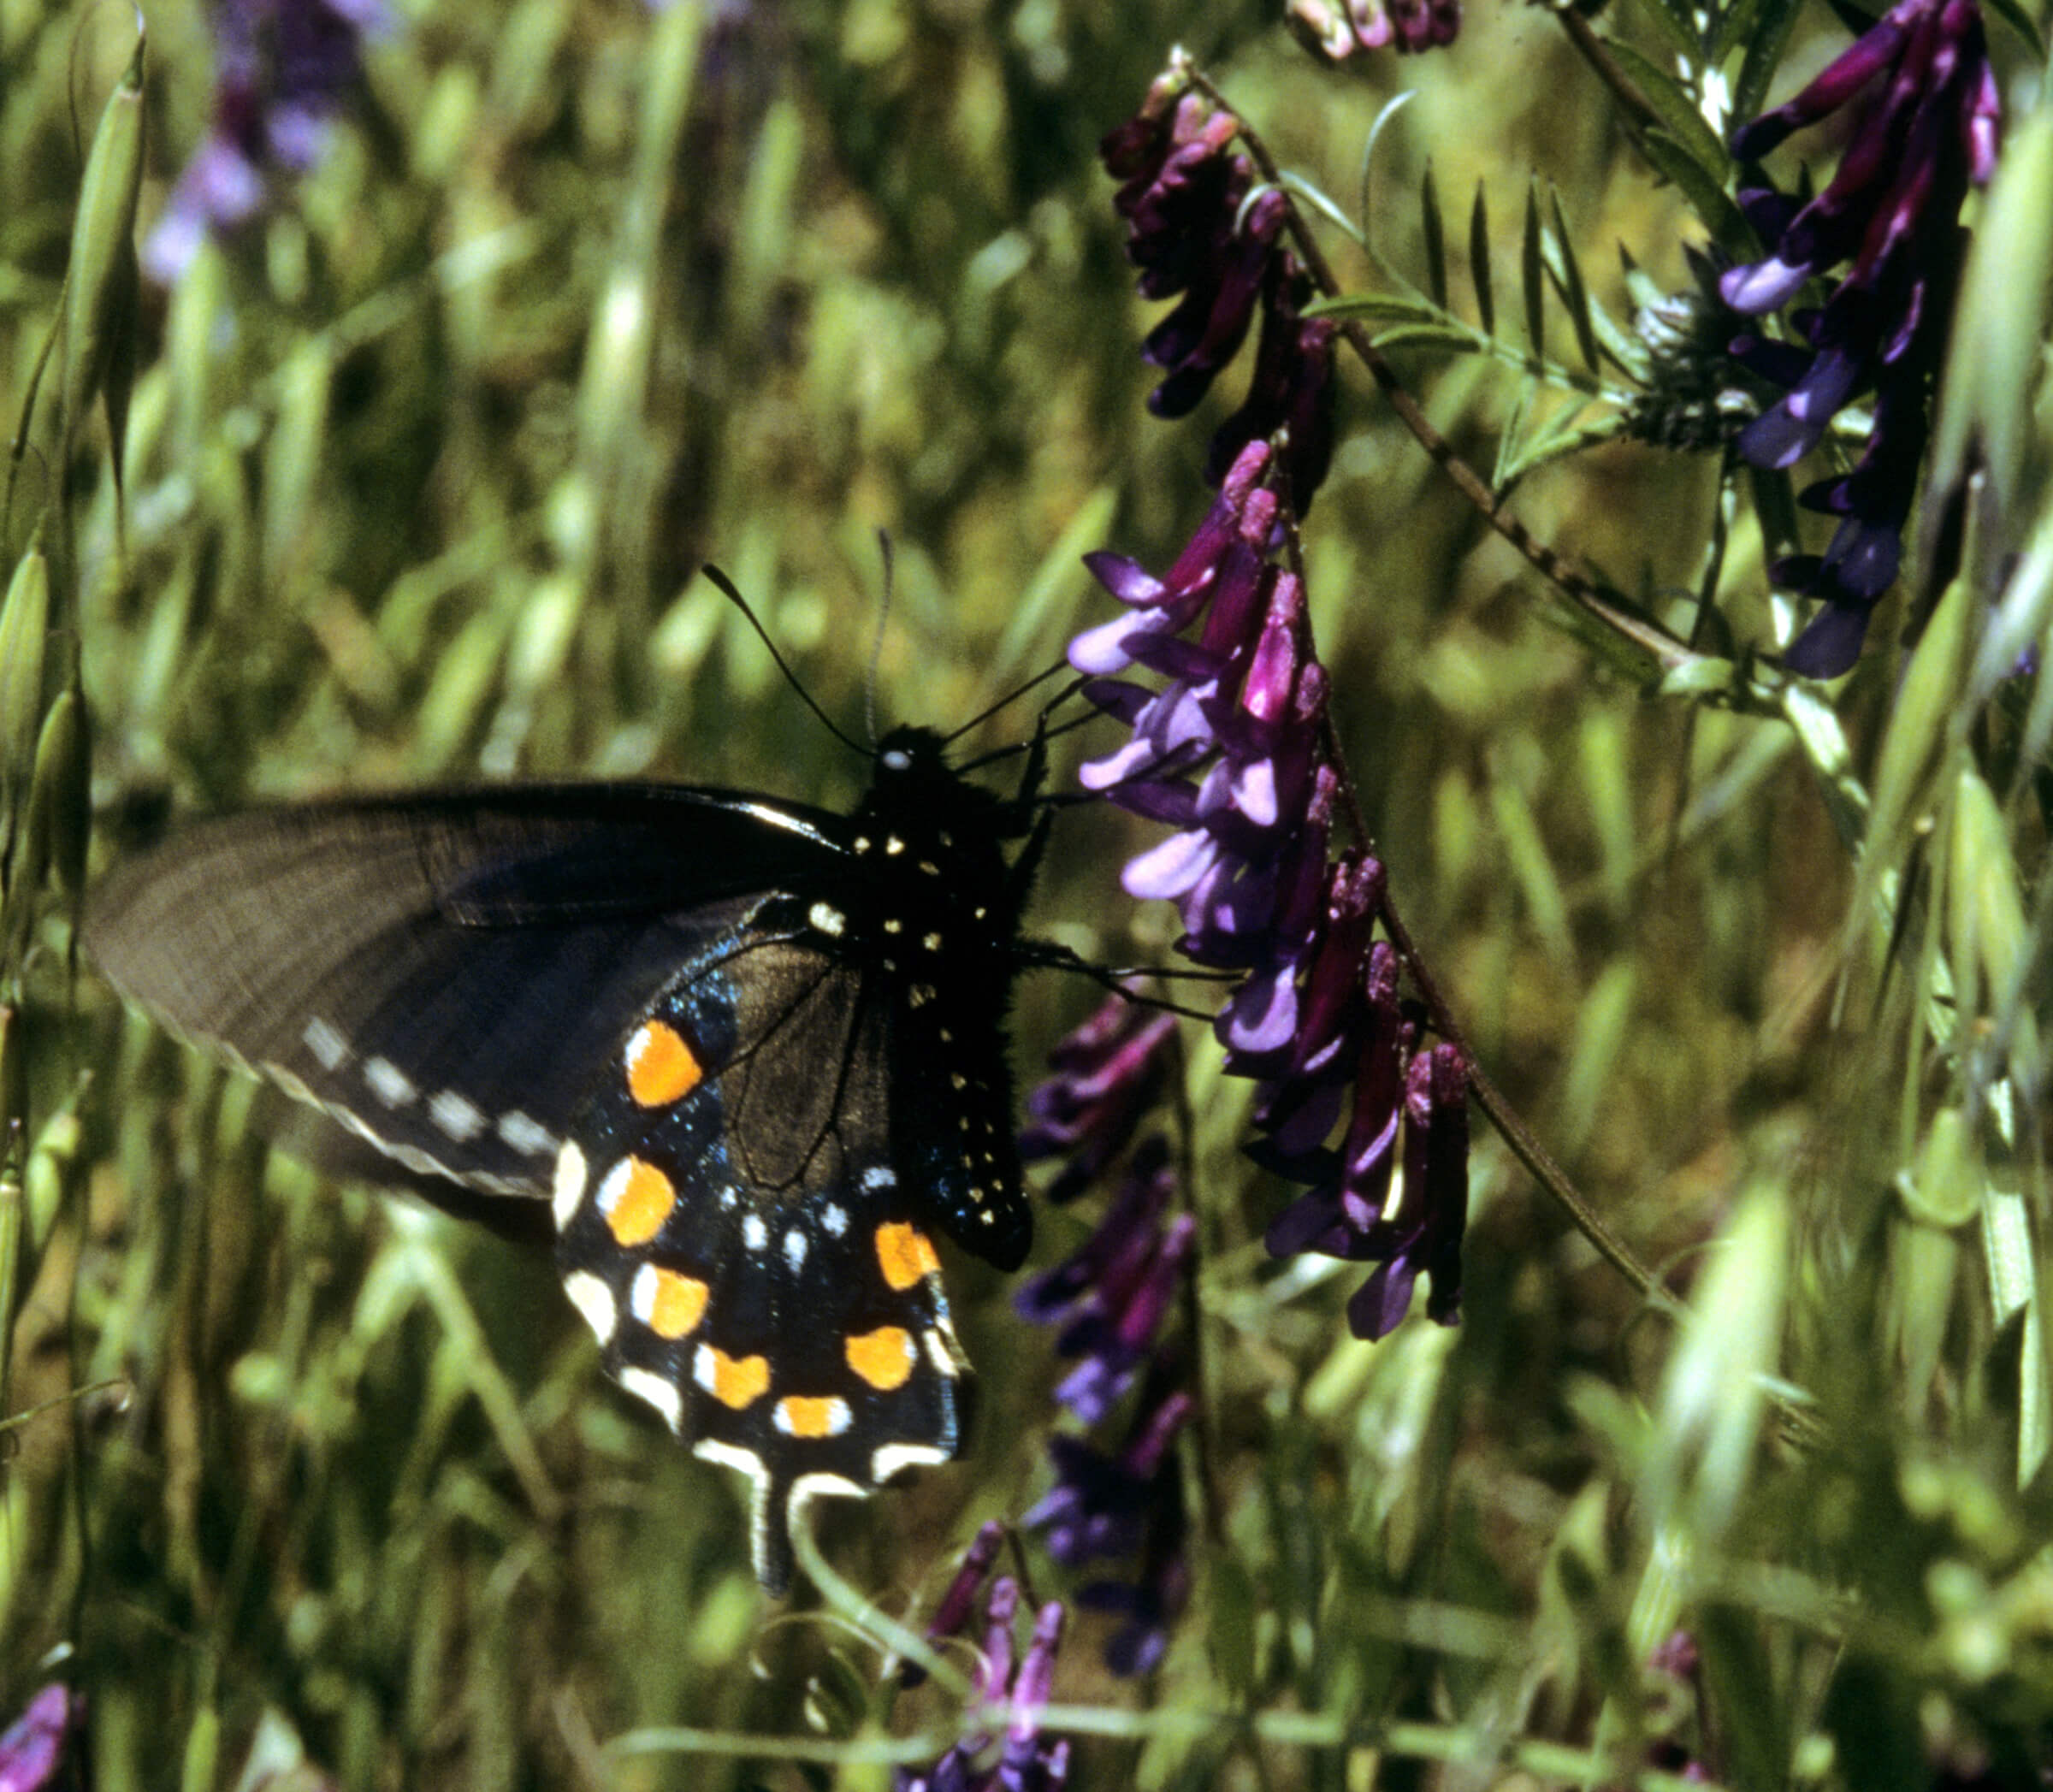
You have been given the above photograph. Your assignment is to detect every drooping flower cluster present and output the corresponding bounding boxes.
[1018,1136,1193,1425]
[896,1552,1070,1792]
[1719,0,2000,677]
[1015,996,1195,1675]
[1070,436,1470,1340]
[1256,860,1470,1338]
[1100,73,1337,514]
[1286,0,1462,58]
[1028,1361,1193,1677]
[1019,996,1178,1204]
[146,0,393,283]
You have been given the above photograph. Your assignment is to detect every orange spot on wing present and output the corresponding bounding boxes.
[707,1349,770,1410]
[640,1268,708,1339]
[875,1221,940,1292]
[845,1325,915,1391]
[626,1020,703,1107]
[602,1157,676,1246]
[777,1395,847,1439]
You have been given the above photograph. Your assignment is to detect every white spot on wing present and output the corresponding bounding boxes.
[620,1366,683,1431]
[861,1165,896,1192]
[924,1323,967,1376]
[809,902,846,937]
[872,1442,950,1482]
[784,1229,808,1271]
[498,1109,555,1156]
[364,1057,417,1108]
[302,1016,348,1070]
[743,1213,767,1251]
[429,1090,486,1142]
[552,1141,589,1230]
[563,1270,617,1345]
[820,1203,849,1237]
[595,1156,634,1224]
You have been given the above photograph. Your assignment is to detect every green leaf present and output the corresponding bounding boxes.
[1641,128,1747,249]
[1307,291,1456,327]
[1492,378,1535,488]
[1419,160,1447,310]
[1630,0,1707,62]
[1545,190,1601,375]
[1603,40,1728,182]
[1366,321,1490,355]
[1927,104,2053,598]
[1980,0,2047,57]
[1469,180,1494,337]
[1730,0,1807,136]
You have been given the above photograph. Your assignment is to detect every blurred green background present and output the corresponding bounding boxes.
[3,0,2050,1785]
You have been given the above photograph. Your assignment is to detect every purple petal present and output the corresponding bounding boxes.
[1122,827,1219,901]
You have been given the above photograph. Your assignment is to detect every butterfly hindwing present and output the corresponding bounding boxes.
[553,913,967,1593]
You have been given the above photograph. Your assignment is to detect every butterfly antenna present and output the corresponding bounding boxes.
[944,659,1082,751]
[700,564,867,758]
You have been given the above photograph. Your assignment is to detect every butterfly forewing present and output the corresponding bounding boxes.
[84,790,836,1202]
[84,728,1038,1589]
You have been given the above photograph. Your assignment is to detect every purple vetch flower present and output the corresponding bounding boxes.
[0,1685,80,1792]
[1102,75,1337,513]
[1015,983,1195,1672]
[1719,0,1999,676]
[901,1520,1008,1689]
[894,1576,1070,1792]
[146,0,394,283]
[1268,1033,1469,1341]
[1018,993,1179,1204]
[1026,1372,1192,1676]
[1287,0,1462,58]
[1251,861,1469,1340]
[1016,1138,1192,1425]
[1077,441,1333,1000]
[1071,440,1471,1339]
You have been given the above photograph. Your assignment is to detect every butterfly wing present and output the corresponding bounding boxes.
[83,785,841,1212]
[84,766,1004,1590]
[554,907,967,1593]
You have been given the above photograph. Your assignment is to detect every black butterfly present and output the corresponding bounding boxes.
[84,726,1044,1594]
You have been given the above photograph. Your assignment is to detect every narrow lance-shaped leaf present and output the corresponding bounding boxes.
[1492,377,1534,491]
[1642,130,1748,252]
[1545,190,1600,376]
[1928,107,2053,604]
[1469,180,1494,338]
[26,685,91,958]
[1419,160,1447,311]
[1601,39,1729,182]
[1854,574,1975,961]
